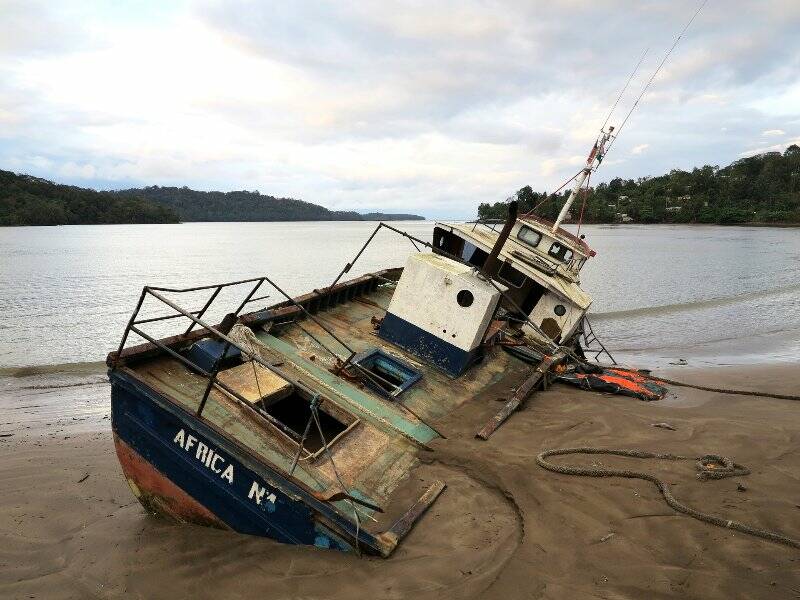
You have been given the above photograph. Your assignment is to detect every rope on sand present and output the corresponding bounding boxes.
[536,447,800,550]
[604,365,800,402]
[651,376,800,402]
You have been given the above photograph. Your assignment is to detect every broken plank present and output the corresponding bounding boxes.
[476,352,563,440]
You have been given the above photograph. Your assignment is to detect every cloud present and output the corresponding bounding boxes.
[739,138,800,157]
[762,129,786,136]
[1,1,799,218]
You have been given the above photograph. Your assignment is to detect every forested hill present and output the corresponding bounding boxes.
[478,144,800,224]
[0,172,425,225]
[0,170,180,226]
[113,186,425,222]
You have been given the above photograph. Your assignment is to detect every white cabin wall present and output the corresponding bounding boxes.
[527,292,585,342]
[385,254,504,353]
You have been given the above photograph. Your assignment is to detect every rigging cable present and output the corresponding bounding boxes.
[603,0,709,160]
[599,46,649,133]
[523,167,586,216]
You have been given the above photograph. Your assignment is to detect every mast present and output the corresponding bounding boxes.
[551,127,614,233]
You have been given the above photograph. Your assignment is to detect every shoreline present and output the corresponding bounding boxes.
[0,217,800,229]
[3,220,799,228]
[0,217,429,228]
[567,221,800,228]
[1,360,798,598]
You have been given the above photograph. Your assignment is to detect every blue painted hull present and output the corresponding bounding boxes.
[379,312,481,376]
[110,369,382,554]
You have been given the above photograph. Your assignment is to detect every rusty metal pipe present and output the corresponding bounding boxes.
[481,200,518,279]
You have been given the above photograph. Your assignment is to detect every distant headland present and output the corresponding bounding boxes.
[0,170,425,226]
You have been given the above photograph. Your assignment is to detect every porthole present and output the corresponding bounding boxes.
[456,289,474,307]
[554,304,566,316]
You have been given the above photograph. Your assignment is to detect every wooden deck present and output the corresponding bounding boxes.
[267,283,530,429]
[123,281,531,532]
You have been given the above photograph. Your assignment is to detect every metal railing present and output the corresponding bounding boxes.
[112,267,430,439]
[113,274,365,443]
[113,220,575,435]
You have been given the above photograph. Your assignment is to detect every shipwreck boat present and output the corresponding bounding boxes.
[107,131,616,556]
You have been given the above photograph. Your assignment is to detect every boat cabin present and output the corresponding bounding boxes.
[434,214,594,344]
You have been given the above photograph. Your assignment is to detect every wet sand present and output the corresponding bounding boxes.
[1,363,799,599]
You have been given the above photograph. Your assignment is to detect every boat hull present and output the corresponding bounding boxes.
[110,369,360,553]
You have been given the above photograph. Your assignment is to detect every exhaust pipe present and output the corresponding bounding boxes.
[481,200,517,279]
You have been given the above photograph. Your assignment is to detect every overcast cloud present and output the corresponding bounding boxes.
[1,0,799,218]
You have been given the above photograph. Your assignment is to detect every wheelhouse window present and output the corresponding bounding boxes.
[517,225,542,249]
[351,348,422,399]
[498,261,525,288]
[548,241,574,263]
[461,241,488,268]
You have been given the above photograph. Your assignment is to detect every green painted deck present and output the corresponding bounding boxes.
[269,284,529,427]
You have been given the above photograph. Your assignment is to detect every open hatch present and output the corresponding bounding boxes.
[350,348,422,399]
[215,361,358,459]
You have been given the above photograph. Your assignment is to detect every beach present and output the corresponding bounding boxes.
[2,361,798,599]
[1,222,799,598]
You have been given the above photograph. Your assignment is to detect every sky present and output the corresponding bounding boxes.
[1,1,799,219]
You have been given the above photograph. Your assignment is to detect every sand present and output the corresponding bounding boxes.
[1,362,799,599]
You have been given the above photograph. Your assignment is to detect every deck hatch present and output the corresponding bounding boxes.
[351,348,422,399]
[263,393,349,453]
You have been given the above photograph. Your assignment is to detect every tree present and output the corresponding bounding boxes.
[476,145,800,225]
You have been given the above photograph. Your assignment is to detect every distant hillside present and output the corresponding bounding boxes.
[113,186,425,222]
[479,144,800,225]
[0,171,425,226]
[0,170,179,226]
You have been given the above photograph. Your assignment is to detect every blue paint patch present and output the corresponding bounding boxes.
[185,338,242,373]
[379,312,480,376]
[351,347,422,398]
[314,535,331,549]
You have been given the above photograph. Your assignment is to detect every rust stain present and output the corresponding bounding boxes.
[114,433,228,530]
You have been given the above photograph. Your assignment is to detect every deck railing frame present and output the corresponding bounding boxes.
[112,221,565,434]
[112,275,364,444]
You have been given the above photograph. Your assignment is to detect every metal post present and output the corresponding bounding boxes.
[327,224,383,292]
[197,339,232,417]
[113,288,148,367]
[234,279,265,315]
[186,285,222,335]
[481,200,517,278]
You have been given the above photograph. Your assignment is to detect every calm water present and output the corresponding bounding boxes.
[1,222,799,371]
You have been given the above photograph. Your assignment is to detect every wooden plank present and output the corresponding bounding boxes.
[475,351,563,440]
[216,362,293,405]
[375,480,446,557]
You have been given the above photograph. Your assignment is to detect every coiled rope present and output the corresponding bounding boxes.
[536,447,800,549]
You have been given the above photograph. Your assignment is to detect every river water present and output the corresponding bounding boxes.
[1,222,799,373]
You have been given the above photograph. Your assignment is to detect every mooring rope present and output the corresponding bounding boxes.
[288,395,320,476]
[602,365,800,402]
[651,375,800,402]
[536,447,800,549]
